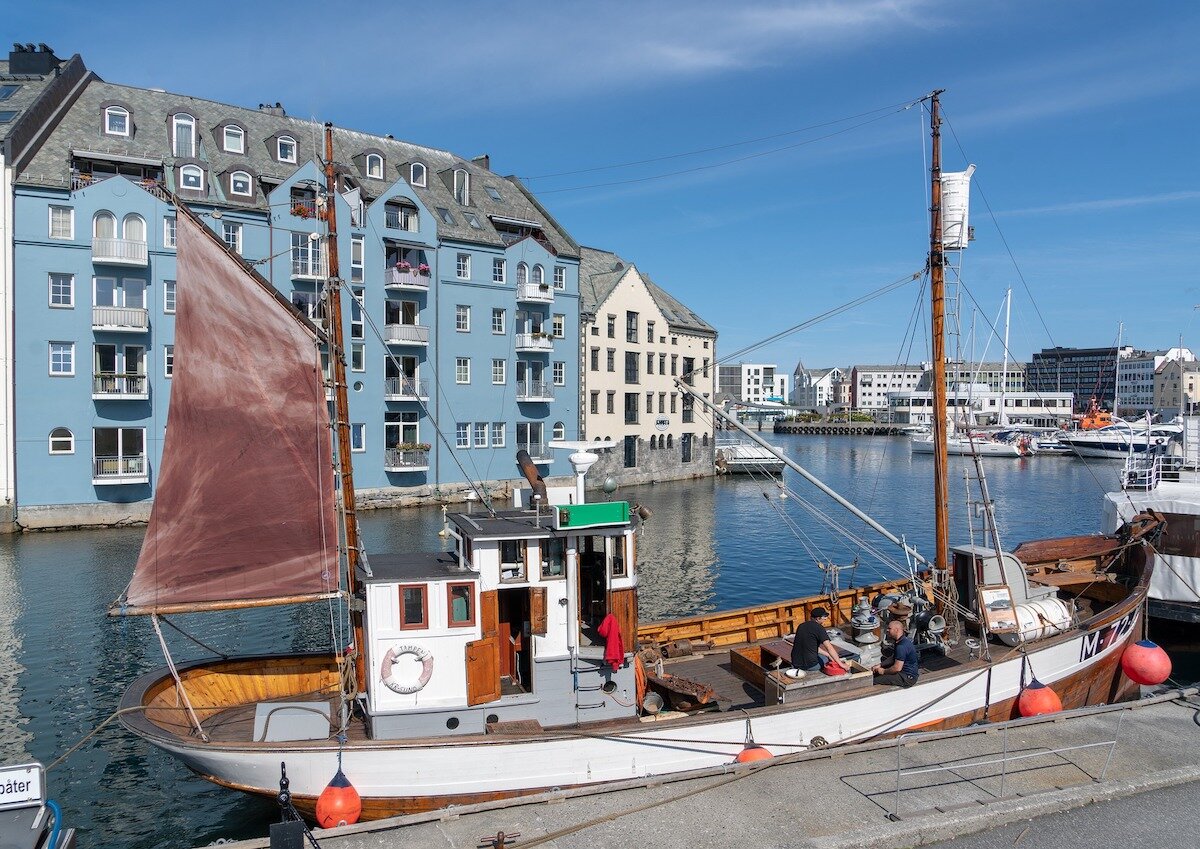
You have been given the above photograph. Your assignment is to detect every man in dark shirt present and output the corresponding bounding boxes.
[790,608,850,673]
[873,619,919,687]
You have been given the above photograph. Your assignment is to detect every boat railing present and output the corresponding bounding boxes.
[1120,452,1184,490]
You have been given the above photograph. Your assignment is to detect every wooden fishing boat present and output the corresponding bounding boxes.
[114,99,1166,823]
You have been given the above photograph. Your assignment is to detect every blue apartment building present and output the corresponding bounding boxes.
[10,77,580,527]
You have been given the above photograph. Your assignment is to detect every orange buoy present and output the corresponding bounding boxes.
[315,768,362,829]
[735,745,773,763]
[1017,678,1062,717]
[1121,640,1172,685]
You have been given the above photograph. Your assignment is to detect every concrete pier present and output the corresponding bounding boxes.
[210,686,1200,849]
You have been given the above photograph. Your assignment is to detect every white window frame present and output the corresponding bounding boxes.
[230,170,253,197]
[172,113,196,157]
[456,357,470,384]
[516,262,528,285]
[49,427,74,455]
[532,264,544,286]
[456,305,471,332]
[453,169,470,205]
[492,308,505,335]
[492,257,506,284]
[552,314,565,338]
[410,162,427,187]
[163,216,177,248]
[366,153,384,179]
[474,422,488,448]
[553,361,565,386]
[222,221,243,254]
[104,105,129,137]
[223,124,245,153]
[350,423,366,453]
[351,342,365,372]
[179,165,204,191]
[48,273,74,308]
[350,235,364,282]
[492,358,506,385]
[49,342,74,376]
[456,253,471,280]
[277,135,297,164]
[491,422,505,448]
[164,344,174,378]
[163,279,176,313]
[553,265,565,289]
[122,213,146,242]
[456,423,469,448]
[48,205,73,240]
[553,421,566,441]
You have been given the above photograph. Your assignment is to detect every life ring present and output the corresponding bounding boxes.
[380,644,433,694]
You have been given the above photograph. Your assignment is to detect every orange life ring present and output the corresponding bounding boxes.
[380,644,434,694]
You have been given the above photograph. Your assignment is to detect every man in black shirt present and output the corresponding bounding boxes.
[790,608,850,673]
[873,619,919,687]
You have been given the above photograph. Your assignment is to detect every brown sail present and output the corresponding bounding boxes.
[118,210,339,614]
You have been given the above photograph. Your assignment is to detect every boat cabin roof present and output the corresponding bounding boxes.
[449,503,630,541]
[358,551,470,585]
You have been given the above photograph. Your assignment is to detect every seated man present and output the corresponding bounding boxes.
[872,619,919,687]
[790,607,851,674]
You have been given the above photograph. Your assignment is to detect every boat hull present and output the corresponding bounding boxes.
[120,594,1145,820]
[911,438,1022,457]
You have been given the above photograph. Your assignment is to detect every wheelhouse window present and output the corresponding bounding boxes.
[223,124,244,153]
[172,113,196,158]
[49,427,74,455]
[277,135,297,163]
[230,170,253,197]
[366,153,384,179]
[104,105,129,136]
[410,162,426,186]
[398,584,428,629]
[500,540,526,582]
[541,538,565,579]
[447,582,475,626]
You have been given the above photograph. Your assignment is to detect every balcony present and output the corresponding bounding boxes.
[384,376,429,400]
[516,380,554,402]
[516,282,554,304]
[92,306,149,333]
[92,374,148,400]
[384,448,430,472]
[384,324,429,346]
[92,237,148,267]
[385,267,430,291]
[517,441,552,463]
[515,333,553,353]
[92,456,148,485]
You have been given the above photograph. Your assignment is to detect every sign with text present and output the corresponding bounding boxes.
[977,584,1019,634]
[0,762,45,811]
[654,416,670,432]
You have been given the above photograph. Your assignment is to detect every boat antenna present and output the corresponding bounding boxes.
[928,90,952,587]
[323,122,367,694]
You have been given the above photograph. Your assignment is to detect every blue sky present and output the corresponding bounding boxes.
[11,0,1200,371]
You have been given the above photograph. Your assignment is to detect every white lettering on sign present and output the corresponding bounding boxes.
[654,416,669,432]
[1079,610,1137,663]
[0,763,45,810]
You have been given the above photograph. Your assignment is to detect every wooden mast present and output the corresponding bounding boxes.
[323,122,367,692]
[928,90,950,579]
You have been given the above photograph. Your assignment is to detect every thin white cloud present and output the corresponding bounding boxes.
[998,191,1200,217]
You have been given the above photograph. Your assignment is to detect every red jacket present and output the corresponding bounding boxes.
[597,613,625,671]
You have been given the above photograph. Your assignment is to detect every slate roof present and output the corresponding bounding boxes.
[17,77,579,257]
[0,58,71,144]
[578,246,715,337]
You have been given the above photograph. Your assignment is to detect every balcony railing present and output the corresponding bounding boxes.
[384,448,430,471]
[515,333,553,352]
[516,282,554,303]
[291,254,327,280]
[516,380,554,402]
[384,376,429,399]
[385,267,430,290]
[92,306,149,332]
[517,441,552,463]
[92,374,148,399]
[92,456,148,485]
[92,237,148,267]
[383,324,430,346]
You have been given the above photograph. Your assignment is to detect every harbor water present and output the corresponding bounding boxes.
[0,434,1190,848]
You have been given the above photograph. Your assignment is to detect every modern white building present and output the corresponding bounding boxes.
[850,364,925,410]
[718,363,783,405]
[1118,348,1194,416]
[793,364,844,410]
[887,384,1074,428]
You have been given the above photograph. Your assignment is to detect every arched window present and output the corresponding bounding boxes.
[453,168,470,205]
[649,437,656,451]
[277,135,297,163]
[516,262,528,285]
[49,427,74,454]
[552,421,565,441]
[93,211,116,239]
[410,162,427,186]
[230,170,252,197]
[172,112,195,157]
[366,153,384,179]
[666,434,673,449]
[104,106,129,136]
[179,165,203,190]
[532,265,544,285]
[702,433,709,447]
[122,214,146,242]
[223,125,245,153]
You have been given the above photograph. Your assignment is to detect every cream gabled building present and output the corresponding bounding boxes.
[578,247,717,485]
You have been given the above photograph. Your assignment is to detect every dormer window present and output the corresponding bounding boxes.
[179,165,204,191]
[366,153,383,180]
[277,136,297,164]
[104,106,129,137]
[223,125,244,154]
[453,169,470,205]
[230,171,252,197]
[172,113,195,158]
[410,162,426,187]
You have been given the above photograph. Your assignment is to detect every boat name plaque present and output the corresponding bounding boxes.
[0,762,45,811]
[554,501,630,530]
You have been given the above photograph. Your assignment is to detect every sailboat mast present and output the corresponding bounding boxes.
[1114,321,1123,416]
[1000,288,1011,426]
[322,123,367,692]
[928,90,950,576]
